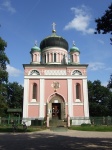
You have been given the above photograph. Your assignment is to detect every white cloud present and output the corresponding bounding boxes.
[89,62,112,72]
[0,0,16,13]
[7,64,22,77]
[98,39,104,44]
[64,5,94,34]
[105,67,112,71]
[89,62,105,71]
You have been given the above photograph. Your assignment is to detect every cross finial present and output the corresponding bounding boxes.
[52,22,56,33]
[73,40,75,46]
[35,40,37,46]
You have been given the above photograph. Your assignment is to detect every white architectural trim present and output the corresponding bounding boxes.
[24,75,87,79]
[83,79,89,117]
[23,78,29,118]
[28,69,41,75]
[47,62,61,64]
[67,79,73,117]
[42,47,67,53]
[73,103,83,105]
[28,103,47,106]
[39,79,45,118]
[44,70,66,75]
[31,99,36,102]
[75,99,81,102]
[28,103,39,106]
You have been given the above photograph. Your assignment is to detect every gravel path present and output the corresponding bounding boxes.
[0,129,112,150]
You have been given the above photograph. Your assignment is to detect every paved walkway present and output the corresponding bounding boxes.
[0,129,112,150]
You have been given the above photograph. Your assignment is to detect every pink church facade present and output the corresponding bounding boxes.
[23,23,90,126]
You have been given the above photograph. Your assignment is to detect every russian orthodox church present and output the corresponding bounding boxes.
[23,23,90,126]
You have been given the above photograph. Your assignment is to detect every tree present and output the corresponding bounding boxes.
[0,37,10,116]
[88,80,112,117]
[0,37,10,82]
[7,82,23,109]
[107,74,112,89]
[95,3,112,44]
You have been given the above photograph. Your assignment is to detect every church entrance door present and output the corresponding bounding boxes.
[52,103,61,119]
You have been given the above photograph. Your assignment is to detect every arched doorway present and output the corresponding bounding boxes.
[47,93,65,120]
[52,103,60,119]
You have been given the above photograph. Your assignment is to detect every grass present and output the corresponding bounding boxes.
[0,125,46,133]
[69,125,112,132]
[0,124,112,132]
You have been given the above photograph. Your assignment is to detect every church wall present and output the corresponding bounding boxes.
[72,79,84,102]
[73,105,84,117]
[66,67,86,76]
[29,79,40,102]
[42,47,68,63]
[28,105,39,118]
[45,79,67,103]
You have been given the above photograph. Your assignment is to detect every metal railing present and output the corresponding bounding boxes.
[0,117,112,126]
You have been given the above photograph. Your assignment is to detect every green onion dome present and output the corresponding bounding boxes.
[70,42,80,53]
[30,42,40,53]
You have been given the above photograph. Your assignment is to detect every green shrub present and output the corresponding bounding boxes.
[81,123,91,127]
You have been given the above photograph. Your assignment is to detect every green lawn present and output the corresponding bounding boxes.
[0,125,112,132]
[69,125,112,132]
[0,125,46,133]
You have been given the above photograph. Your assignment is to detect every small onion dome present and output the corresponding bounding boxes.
[30,42,40,53]
[70,41,80,53]
[40,23,68,51]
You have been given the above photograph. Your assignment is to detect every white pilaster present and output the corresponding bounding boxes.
[60,53,61,63]
[53,52,54,62]
[83,78,89,117]
[77,54,80,63]
[39,53,40,63]
[56,53,58,62]
[32,54,35,61]
[67,79,73,117]
[23,78,29,118]
[39,79,45,118]
[46,53,47,63]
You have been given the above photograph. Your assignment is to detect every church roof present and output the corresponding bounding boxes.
[30,41,40,53]
[40,23,68,51]
[70,42,80,53]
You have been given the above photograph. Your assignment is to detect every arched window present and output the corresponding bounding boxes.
[32,83,37,99]
[72,70,82,75]
[76,83,80,99]
[30,70,40,75]
[54,53,56,62]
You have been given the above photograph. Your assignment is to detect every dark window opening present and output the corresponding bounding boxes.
[54,53,56,62]
[33,83,37,99]
[76,83,80,99]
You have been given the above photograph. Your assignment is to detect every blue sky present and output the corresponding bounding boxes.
[0,0,112,86]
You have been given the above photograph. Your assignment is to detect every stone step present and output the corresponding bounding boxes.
[50,127,68,132]
[49,119,67,127]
